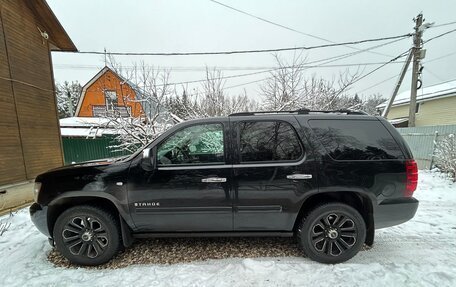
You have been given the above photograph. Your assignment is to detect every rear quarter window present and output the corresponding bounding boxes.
[308,119,404,160]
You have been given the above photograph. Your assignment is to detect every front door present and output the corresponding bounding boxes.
[128,121,233,232]
[231,116,318,231]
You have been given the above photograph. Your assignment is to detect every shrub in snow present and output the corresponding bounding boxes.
[0,212,13,236]
[434,134,456,182]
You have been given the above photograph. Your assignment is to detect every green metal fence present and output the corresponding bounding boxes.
[397,124,456,169]
[62,136,131,165]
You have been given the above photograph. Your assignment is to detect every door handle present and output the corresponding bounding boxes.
[201,177,227,183]
[287,174,312,180]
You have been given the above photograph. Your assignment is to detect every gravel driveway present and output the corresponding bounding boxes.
[48,237,302,268]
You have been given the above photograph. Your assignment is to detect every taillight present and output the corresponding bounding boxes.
[405,159,418,197]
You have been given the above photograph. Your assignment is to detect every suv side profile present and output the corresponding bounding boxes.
[30,109,419,265]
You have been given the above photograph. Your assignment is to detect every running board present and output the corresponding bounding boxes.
[133,231,294,239]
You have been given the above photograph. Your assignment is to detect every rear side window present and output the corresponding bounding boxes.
[239,121,303,162]
[309,120,404,160]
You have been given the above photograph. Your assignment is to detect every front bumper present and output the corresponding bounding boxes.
[374,197,419,229]
[29,203,51,237]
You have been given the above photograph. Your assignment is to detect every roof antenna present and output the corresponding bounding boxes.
[104,47,107,67]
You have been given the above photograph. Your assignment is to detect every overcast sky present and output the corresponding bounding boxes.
[48,0,456,100]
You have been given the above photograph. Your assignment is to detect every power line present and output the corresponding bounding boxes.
[332,50,411,96]
[430,20,456,29]
[356,73,403,94]
[54,35,408,93]
[356,28,456,94]
[356,51,456,94]
[424,27,456,43]
[166,38,406,88]
[219,38,409,91]
[53,61,406,71]
[424,50,456,63]
[63,34,411,57]
[208,0,394,58]
[425,69,444,81]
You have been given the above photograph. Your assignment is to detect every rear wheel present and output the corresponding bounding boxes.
[297,203,366,264]
[53,205,120,266]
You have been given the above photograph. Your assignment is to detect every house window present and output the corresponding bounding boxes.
[415,103,421,114]
[104,90,117,110]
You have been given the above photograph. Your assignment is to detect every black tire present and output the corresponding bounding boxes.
[297,203,366,264]
[53,205,120,266]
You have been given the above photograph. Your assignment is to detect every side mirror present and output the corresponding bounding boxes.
[141,148,155,171]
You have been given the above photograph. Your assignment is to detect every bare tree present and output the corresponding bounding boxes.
[170,67,257,119]
[361,93,385,115]
[260,54,305,111]
[261,54,361,111]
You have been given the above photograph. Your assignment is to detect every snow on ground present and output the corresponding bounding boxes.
[0,171,455,287]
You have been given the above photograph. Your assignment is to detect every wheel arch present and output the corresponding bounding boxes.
[47,193,134,247]
[294,191,375,246]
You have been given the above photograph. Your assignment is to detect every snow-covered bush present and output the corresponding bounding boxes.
[434,134,456,182]
[56,81,81,118]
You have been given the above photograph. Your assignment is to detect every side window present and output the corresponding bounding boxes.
[309,120,404,161]
[239,121,303,162]
[157,123,224,166]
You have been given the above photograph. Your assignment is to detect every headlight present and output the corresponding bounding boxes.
[33,182,42,202]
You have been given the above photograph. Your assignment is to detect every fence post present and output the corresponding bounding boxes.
[429,131,439,170]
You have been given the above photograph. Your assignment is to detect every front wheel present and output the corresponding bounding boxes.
[53,205,120,266]
[297,203,366,264]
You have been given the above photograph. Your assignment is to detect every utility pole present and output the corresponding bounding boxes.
[381,50,413,118]
[104,47,107,67]
[382,13,431,121]
[408,13,424,127]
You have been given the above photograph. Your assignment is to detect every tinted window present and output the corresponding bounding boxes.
[157,123,224,165]
[239,121,303,162]
[309,120,404,160]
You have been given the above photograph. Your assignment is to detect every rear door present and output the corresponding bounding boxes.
[231,116,319,231]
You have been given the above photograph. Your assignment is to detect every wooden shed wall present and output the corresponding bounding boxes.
[0,0,63,186]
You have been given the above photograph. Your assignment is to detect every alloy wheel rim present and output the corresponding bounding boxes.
[310,212,357,257]
[62,216,109,259]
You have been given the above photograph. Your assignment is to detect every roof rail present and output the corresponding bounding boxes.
[303,109,369,115]
[229,109,309,117]
[229,108,368,116]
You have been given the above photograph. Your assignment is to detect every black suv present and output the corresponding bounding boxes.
[30,109,419,265]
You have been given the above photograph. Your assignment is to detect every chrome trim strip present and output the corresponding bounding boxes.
[157,156,306,170]
[136,206,232,214]
[158,165,231,170]
[236,205,283,213]
[233,156,306,168]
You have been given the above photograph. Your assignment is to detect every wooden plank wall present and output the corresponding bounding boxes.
[0,4,27,185]
[0,0,63,186]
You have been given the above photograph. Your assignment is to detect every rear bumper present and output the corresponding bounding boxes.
[374,197,419,229]
[29,203,51,237]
